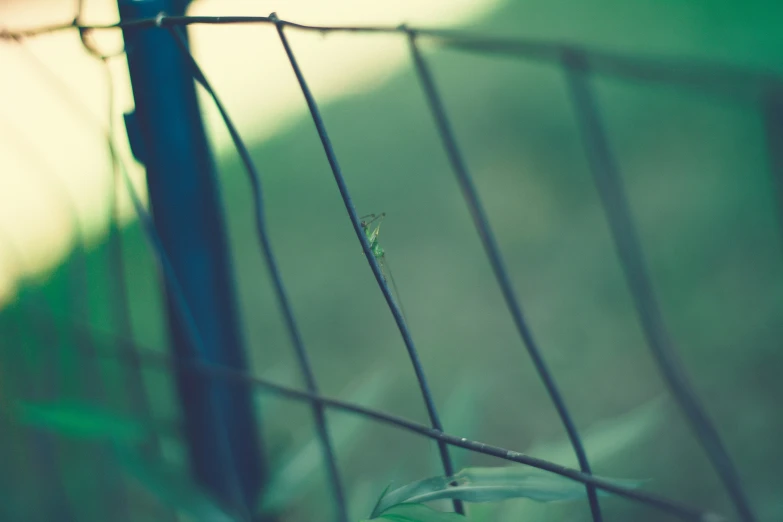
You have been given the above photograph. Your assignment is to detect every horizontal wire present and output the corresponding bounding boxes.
[1,14,780,101]
[16,305,722,522]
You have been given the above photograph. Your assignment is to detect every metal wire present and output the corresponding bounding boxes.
[407,30,602,522]
[4,14,780,100]
[271,14,463,515]
[164,25,349,522]
[2,9,777,522]
[562,50,757,522]
[14,303,723,522]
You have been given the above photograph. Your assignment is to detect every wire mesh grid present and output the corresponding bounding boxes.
[1,5,781,522]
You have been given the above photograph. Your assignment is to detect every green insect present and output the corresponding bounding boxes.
[360,212,407,321]
[360,213,387,280]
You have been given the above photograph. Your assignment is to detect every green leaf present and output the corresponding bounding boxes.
[370,483,395,518]
[373,466,644,514]
[14,400,147,444]
[363,502,466,521]
[371,475,450,517]
[115,447,238,522]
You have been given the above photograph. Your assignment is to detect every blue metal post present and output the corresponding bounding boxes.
[118,0,264,511]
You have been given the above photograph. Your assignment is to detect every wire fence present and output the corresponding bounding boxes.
[2,6,781,522]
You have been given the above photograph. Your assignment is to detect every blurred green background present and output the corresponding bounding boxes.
[1,1,782,521]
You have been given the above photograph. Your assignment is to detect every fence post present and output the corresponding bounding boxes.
[117,0,265,512]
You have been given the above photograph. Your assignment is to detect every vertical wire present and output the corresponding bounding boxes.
[78,39,253,521]
[406,31,602,522]
[13,28,172,519]
[165,25,349,522]
[111,134,253,522]
[100,56,164,463]
[271,16,463,515]
[11,30,152,521]
[12,31,137,417]
[563,50,756,522]
[92,47,176,518]
[55,27,130,521]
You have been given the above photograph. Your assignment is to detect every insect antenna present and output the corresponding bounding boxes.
[383,253,408,325]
